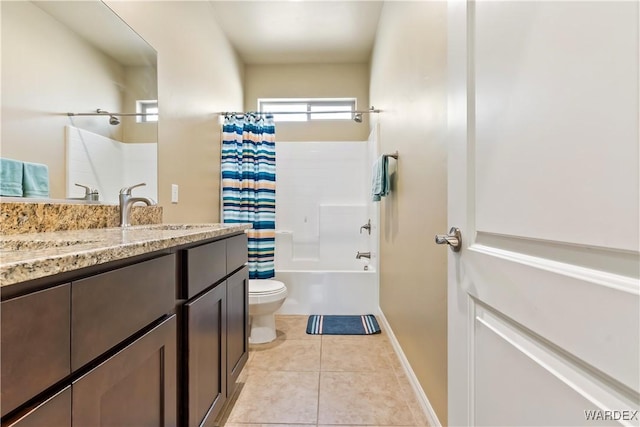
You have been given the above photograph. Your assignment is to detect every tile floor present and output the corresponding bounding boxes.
[216,315,430,427]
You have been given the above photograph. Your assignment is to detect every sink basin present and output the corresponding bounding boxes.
[127,224,224,231]
[0,239,99,252]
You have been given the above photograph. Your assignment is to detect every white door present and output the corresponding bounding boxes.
[446,1,639,426]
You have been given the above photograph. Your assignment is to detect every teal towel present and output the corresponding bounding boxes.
[371,155,390,202]
[0,158,24,196]
[22,161,49,198]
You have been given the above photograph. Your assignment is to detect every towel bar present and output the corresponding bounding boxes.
[383,151,398,160]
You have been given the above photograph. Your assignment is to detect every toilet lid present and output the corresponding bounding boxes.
[249,279,285,294]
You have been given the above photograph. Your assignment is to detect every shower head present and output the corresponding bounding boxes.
[353,112,363,123]
[95,109,120,125]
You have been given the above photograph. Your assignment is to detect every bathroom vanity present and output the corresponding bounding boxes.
[0,223,251,427]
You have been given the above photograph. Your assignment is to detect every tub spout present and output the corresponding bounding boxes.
[356,251,371,259]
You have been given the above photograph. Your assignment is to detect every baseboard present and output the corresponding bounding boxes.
[376,309,442,427]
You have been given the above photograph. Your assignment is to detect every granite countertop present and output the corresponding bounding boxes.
[0,224,252,287]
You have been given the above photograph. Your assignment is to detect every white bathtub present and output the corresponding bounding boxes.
[274,269,378,315]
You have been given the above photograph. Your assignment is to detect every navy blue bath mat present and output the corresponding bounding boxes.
[306,314,381,335]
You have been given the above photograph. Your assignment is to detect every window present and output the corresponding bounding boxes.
[136,100,158,123]
[258,98,356,122]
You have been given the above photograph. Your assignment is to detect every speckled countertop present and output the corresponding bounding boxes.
[0,224,252,287]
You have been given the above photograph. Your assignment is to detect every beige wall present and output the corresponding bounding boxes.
[121,66,158,143]
[244,63,369,141]
[1,1,125,199]
[370,2,449,424]
[107,1,244,223]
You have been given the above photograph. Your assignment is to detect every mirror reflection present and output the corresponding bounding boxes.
[1,0,158,203]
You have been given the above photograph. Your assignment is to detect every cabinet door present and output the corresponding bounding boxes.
[226,266,248,394]
[1,284,70,418]
[184,283,227,427]
[3,387,71,427]
[72,315,177,427]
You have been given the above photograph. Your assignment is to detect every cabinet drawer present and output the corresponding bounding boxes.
[1,284,70,417]
[71,255,176,370]
[226,233,248,273]
[185,240,226,298]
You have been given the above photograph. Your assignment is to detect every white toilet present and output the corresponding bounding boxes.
[248,279,287,344]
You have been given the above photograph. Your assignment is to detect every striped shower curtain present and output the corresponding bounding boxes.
[221,114,276,279]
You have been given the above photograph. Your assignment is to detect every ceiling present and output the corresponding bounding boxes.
[209,1,384,64]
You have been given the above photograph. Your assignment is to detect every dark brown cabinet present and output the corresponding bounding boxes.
[3,388,71,427]
[71,255,175,370]
[72,315,177,427]
[185,240,226,299]
[226,266,249,392]
[0,284,71,418]
[184,283,227,427]
[1,232,248,427]
[1,254,177,426]
[182,238,249,427]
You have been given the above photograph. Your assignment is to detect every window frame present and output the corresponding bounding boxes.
[257,98,357,122]
[136,100,158,123]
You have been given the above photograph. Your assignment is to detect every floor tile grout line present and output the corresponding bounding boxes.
[316,334,324,427]
[387,350,423,427]
[238,316,422,427]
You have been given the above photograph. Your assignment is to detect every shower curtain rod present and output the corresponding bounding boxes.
[216,108,381,116]
[67,112,150,117]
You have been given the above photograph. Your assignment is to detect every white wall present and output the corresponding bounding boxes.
[275,141,372,271]
[66,126,157,204]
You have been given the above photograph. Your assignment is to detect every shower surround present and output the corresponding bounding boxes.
[274,141,379,315]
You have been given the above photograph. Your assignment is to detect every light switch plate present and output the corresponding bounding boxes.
[171,184,179,203]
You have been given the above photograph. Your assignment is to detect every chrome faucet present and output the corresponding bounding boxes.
[68,183,100,202]
[119,183,156,227]
[359,219,371,235]
[356,251,371,259]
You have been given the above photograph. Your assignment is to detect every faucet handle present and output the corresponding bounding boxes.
[75,183,99,201]
[120,182,146,195]
[75,183,96,195]
[360,219,372,235]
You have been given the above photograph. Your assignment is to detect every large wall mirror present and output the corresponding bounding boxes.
[1,0,158,203]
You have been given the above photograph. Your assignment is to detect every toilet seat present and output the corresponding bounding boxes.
[251,289,285,297]
[249,279,286,295]
[248,279,287,305]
